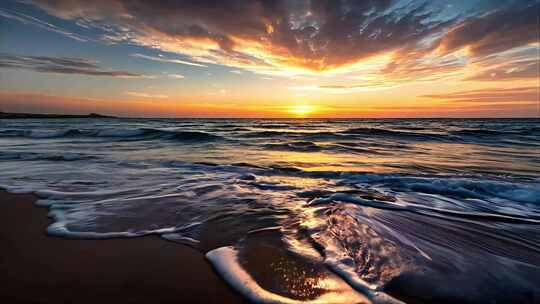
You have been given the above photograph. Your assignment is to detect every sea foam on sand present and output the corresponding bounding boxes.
[206,246,403,304]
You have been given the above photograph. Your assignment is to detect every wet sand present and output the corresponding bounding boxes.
[0,191,247,304]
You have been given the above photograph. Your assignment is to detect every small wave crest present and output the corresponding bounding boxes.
[141,129,224,141]
[263,141,322,152]
[450,128,505,136]
[342,127,449,141]
[0,127,224,142]
[0,151,95,161]
[0,129,85,138]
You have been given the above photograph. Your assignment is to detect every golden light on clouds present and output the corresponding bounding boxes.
[1,0,538,118]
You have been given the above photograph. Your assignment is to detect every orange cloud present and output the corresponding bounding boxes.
[4,0,537,100]
[422,87,539,104]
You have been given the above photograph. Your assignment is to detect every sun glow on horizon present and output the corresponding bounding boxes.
[287,104,317,117]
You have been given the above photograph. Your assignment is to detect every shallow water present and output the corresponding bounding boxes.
[1,118,539,303]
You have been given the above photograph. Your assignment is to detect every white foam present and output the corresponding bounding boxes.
[161,233,200,245]
[206,246,390,304]
[347,174,540,204]
[35,188,138,200]
[207,246,299,304]
[46,206,179,239]
[308,193,405,211]
[323,254,405,304]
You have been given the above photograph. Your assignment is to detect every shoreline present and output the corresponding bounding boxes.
[0,191,247,304]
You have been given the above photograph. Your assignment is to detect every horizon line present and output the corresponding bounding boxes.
[1,111,538,120]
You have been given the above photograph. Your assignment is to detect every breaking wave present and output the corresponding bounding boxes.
[0,127,224,142]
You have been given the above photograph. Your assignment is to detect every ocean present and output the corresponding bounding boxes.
[1,118,539,303]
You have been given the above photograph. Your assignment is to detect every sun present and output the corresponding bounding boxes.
[288,104,316,117]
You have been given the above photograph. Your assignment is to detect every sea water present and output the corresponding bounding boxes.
[1,118,539,303]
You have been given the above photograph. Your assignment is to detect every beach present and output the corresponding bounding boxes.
[0,191,247,303]
[0,191,376,304]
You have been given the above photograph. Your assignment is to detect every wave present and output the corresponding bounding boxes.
[0,129,84,138]
[341,127,449,141]
[96,128,147,137]
[236,164,540,210]
[263,141,322,152]
[211,124,243,128]
[146,129,224,142]
[96,128,223,141]
[242,130,347,141]
[7,125,516,146]
[255,124,290,129]
[0,151,96,161]
[528,126,540,134]
[206,246,401,304]
[450,127,540,137]
[338,126,540,145]
[262,141,381,154]
[1,154,539,303]
[339,173,540,205]
[450,129,507,136]
[298,198,540,303]
[0,127,224,142]
[206,127,251,132]
[242,130,293,138]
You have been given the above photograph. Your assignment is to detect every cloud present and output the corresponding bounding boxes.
[423,86,539,104]
[438,2,540,56]
[16,0,540,86]
[0,53,146,77]
[0,8,89,42]
[467,60,539,81]
[125,91,168,98]
[167,73,185,79]
[290,82,400,94]
[29,0,458,72]
[130,53,207,67]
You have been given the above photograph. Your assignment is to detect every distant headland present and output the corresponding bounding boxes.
[0,112,117,119]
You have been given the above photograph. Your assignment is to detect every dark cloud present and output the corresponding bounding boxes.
[30,0,459,70]
[439,2,540,56]
[14,0,540,78]
[0,53,144,77]
[423,87,539,103]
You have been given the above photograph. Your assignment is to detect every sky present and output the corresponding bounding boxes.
[0,0,538,118]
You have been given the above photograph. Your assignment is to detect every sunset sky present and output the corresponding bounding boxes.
[0,0,538,118]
